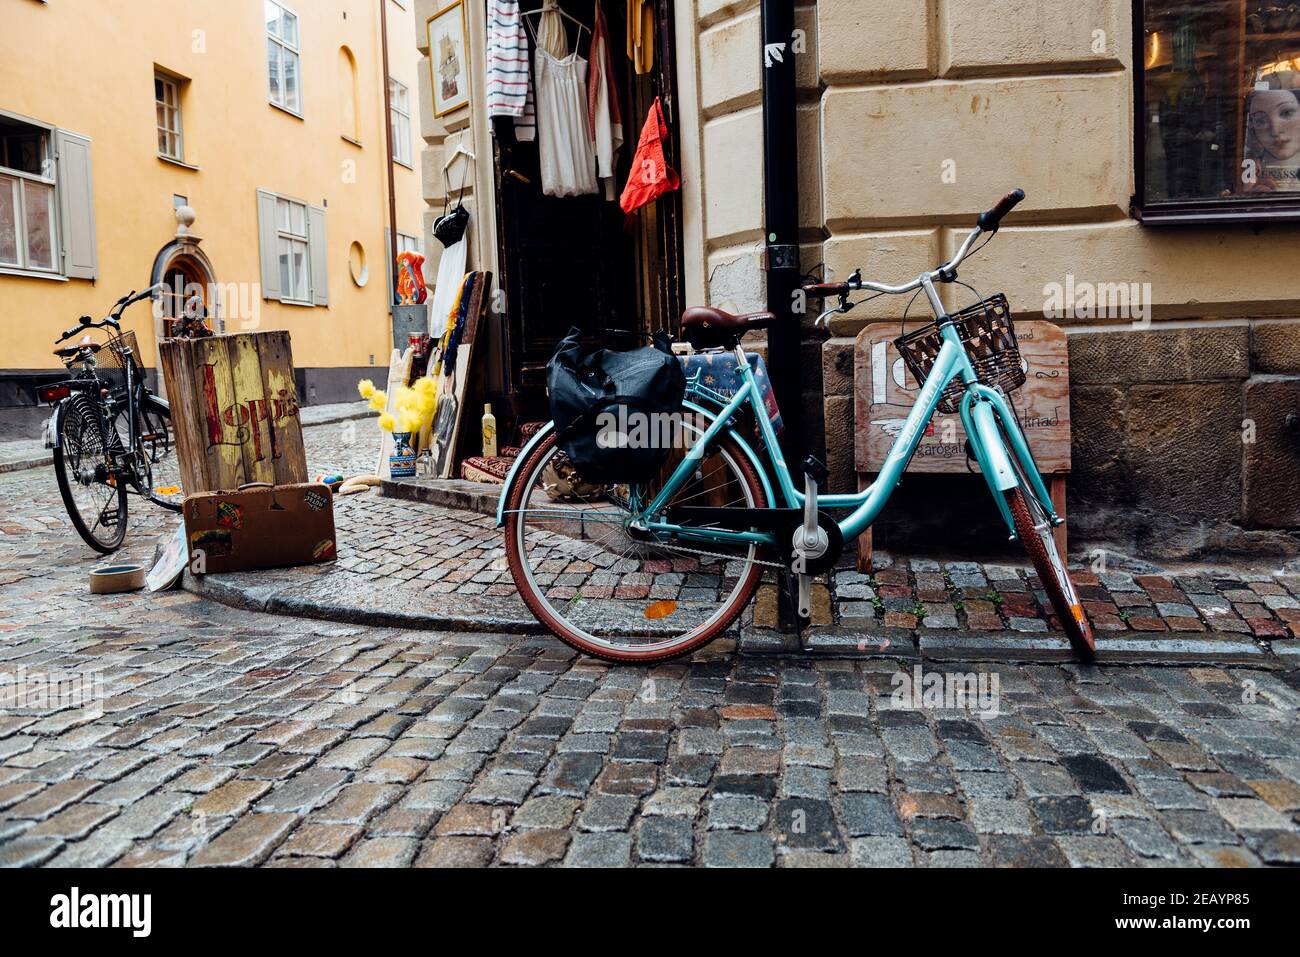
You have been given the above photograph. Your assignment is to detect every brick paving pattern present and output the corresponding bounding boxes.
[0,422,1298,867]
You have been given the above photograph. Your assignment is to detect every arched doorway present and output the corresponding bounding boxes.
[150,241,220,341]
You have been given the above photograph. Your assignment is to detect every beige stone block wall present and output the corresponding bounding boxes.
[700,10,764,117]
[694,0,769,310]
[940,0,1130,76]
[413,2,494,287]
[819,0,933,82]
[950,221,1300,324]
[822,74,1131,230]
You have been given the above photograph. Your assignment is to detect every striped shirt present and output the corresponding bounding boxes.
[486,0,536,141]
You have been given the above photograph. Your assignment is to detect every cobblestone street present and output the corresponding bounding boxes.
[1,423,1299,868]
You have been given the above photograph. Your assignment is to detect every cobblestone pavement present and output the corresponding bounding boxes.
[1,424,1298,867]
[185,425,1300,661]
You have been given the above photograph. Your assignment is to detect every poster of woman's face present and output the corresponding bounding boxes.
[427,2,470,117]
[1245,88,1300,192]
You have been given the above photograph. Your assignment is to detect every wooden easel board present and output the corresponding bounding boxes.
[854,320,1070,474]
[853,320,1071,566]
[431,273,492,478]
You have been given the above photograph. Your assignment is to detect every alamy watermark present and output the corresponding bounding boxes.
[0,667,105,716]
[890,665,1001,719]
[1043,274,1152,326]
[152,277,264,330]
[596,409,693,451]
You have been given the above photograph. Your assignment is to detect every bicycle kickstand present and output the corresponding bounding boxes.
[791,457,830,619]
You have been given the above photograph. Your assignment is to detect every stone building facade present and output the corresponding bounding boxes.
[413,0,1300,560]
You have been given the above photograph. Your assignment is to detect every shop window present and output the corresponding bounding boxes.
[0,111,97,279]
[1137,1,1300,223]
[266,0,302,115]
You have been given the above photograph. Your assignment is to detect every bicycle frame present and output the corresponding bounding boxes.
[640,320,1058,553]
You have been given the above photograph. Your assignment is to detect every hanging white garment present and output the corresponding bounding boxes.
[535,0,570,59]
[426,237,467,338]
[534,50,599,197]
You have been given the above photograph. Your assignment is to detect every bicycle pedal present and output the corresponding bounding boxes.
[801,455,829,485]
[99,508,120,527]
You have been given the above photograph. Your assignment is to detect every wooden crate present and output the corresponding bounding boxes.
[159,332,308,494]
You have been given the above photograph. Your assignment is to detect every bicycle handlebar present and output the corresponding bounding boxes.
[56,285,164,344]
[977,188,1025,232]
[803,189,1026,327]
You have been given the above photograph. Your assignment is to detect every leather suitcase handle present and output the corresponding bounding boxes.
[237,482,274,491]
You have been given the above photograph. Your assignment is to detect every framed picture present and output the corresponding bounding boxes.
[427,1,470,118]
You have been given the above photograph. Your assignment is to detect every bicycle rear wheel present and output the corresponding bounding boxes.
[54,395,128,553]
[504,419,770,664]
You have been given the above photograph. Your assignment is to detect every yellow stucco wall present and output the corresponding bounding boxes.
[0,0,425,374]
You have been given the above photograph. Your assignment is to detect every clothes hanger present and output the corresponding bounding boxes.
[521,0,591,43]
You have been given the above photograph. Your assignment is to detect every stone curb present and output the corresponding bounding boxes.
[183,567,1292,667]
[183,570,548,635]
[380,476,501,517]
[0,454,52,474]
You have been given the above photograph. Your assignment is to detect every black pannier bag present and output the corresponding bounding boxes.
[547,326,686,485]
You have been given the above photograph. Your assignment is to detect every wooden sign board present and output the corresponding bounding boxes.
[854,320,1071,475]
[159,331,308,494]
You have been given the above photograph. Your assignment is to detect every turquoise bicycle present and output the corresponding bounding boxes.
[500,189,1095,663]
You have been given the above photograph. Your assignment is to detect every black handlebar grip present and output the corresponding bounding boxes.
[977,188,1026,232]
[803,282,849,299]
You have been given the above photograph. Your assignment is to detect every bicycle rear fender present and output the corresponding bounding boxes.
[494,401,774,528]
[141,391,169,418]
[496,421,556,527]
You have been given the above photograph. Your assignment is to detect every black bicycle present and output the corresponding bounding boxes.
[38,286,185,553]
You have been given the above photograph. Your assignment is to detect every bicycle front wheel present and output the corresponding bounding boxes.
[504,419,770,664]
[1007,488,1095,659]
[136,402,183,512]
[54,395,128,553]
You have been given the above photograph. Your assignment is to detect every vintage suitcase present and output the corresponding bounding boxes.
[183,482,336,574]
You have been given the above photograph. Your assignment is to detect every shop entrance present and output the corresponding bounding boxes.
[490,0,684,414]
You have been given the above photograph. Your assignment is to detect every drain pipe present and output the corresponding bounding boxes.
[760,0,802,462]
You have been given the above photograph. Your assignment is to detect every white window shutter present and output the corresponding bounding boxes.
[256,188,282,301]
[54,130,97,280]
[308,204,328,305]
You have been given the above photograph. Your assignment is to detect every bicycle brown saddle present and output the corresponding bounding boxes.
[53,342,101,359]
[680,306,777,333]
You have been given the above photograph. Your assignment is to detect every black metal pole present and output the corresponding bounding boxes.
[761,0,803,632]
[760,0,801,463]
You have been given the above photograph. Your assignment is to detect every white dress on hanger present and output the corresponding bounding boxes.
[534,50,599,198]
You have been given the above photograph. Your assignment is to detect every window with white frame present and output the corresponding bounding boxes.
[155,73,184,161]
[389,78,412,166]
[0,116,57,272]
[397,232,420,257]
[276,196,311,302]
[266,0,302,114]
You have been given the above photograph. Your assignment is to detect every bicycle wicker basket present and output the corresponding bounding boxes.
[893,293,1026,415]
[100,331,143,372]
